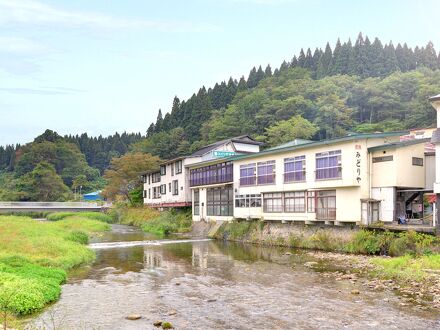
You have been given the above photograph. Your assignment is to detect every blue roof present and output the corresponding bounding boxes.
[83,191,101,196]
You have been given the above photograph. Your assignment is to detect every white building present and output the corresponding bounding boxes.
[189,131,434,226]
[143,136,262,208]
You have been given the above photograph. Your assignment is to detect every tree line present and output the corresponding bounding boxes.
[141,33,440,158]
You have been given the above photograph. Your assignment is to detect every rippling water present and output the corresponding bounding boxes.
[28,224,440,329]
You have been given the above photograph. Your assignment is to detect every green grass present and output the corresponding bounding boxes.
[371,254,440,282]
[0,215,110,318]
[46,211,113,223]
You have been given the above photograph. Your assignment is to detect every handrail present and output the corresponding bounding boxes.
[0,202,102,208]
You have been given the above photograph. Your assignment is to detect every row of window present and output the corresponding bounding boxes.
[144,180,180,199]
[193,189,337,220]
[261,190,336,219]
[190,162,233,187]
[160,160,183,176]
[239,150,342,186]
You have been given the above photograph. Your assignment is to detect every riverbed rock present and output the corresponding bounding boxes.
[351,289,360,295]
[125,314,142,320]
[207,298,217,302]
[175,282,181,286]
[168,310,177,316]
[284,252,292,256]
[304,261,318,268]
[153,320,163,327]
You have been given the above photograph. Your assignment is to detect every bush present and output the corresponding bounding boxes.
[389,231,437,257]
[141,209,192,236]
[108,203,161,226]
[346,230,382,255]
[310,230,340,251]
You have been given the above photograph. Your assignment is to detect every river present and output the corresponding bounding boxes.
[28,224,439,329]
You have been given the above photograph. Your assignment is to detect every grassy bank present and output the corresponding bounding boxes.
[215,220,439,256]
[0,214,110,323]
[108,204,192,236]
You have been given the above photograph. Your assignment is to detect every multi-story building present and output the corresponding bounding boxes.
[143,135,262,208]
[188,131,433,225]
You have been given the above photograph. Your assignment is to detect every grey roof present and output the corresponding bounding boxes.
[229,131,407,162]
[367,138,430,152]
[429,94,440,102]
[266,138,313,151]
[189,135,262,157]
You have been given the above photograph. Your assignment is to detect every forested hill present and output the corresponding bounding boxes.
[0,131,143,174]
[140,33,440,159]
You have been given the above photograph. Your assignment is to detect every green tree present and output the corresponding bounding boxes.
[264,115,317,147]
[102,152,161,203]
[20,162,72,201]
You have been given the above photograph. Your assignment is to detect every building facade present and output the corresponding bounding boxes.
[143,135,262,209]
[189,132,433,225]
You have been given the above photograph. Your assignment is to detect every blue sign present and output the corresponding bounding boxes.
[213,150,236,158]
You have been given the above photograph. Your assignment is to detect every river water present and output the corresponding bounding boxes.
[29,224,439,329]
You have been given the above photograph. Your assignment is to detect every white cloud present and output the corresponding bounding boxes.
[0,0,219,32]
[0,86,86,95]
[0,36,46,54]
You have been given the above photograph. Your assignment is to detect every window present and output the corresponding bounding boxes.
[169,183,171,193]
[143,190,147,198]
[316,150,341,180]
[373,156,393,163]
[235,194,262,208]
[153,187,160,199]
[171,163,174,176]
[160,184,166,195]
[263,192,283,213]
[152,172,161,183]
[160,165,166,176]
[284,156,306,183]
[172,180,179,195]
[194,189,200,215]
[207,186,233,216]
[190,162,233,187]
[148,174,151,184]
[240,163,256,186]
[307,191,315,213]
[141,175,146,183]
[316,190,336,220]
[257,160,276,185]
[412,157,423,166]
[175,160,183,174]
[148,189,151,199]
[284,191,305,213]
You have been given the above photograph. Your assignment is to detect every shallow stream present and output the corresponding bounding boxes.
[28,224,440,329]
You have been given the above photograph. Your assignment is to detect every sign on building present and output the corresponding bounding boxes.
[213,150,236,158]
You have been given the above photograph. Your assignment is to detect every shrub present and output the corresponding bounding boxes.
[141,209,192,236]
[388,231,437,257]
[66,230,89,245]
[346,230,381,255]
[310,230,339,251]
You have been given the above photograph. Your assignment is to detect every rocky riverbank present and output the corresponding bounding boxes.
[305,251,440,310]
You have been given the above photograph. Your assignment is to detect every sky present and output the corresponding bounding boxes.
[0,0,439,146]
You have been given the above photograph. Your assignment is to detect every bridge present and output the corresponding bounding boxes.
[0,202,109,213]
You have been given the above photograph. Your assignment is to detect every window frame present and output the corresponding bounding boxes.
[239,163,256,186]
[263,192,283,213]
[284,156,306,183]
[284,191,306,213]
[315,150,342,180]
[257,160,276,185]
[172,180,179,195]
